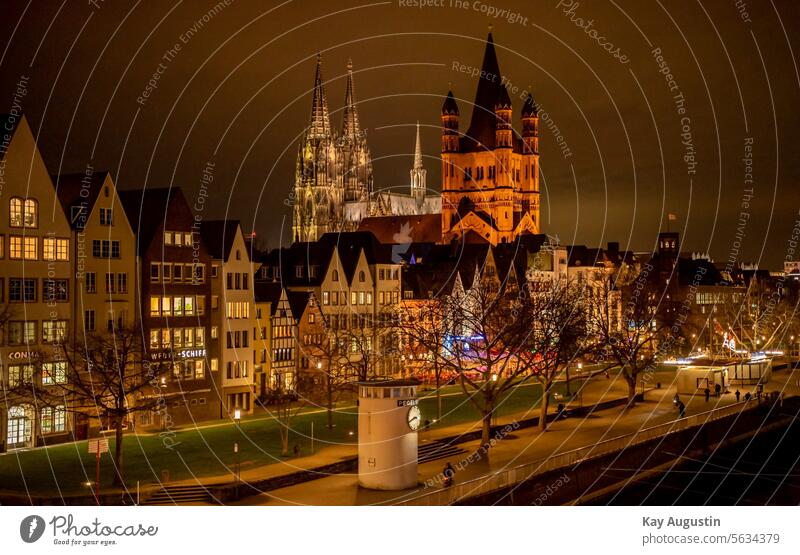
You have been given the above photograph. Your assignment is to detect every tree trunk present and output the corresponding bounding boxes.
[435,367,442,420]
[326,374,334,430]
[113,420,124,487]
[539,384,550,432]
[624,371,637,409]
[280,423,289,456]
[481,410,492,448]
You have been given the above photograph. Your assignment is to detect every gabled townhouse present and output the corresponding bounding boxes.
[118,187,219,427]
[199,220,256,416]
[253,282,296,392]
[0,114,74,451]
[53,171,137,338]
[257,231,404,379]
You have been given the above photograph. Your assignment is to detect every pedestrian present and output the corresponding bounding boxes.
[678,401,686,418]
[605,370,610,379]
[704,387,710,403]
[293,444,300,457]
[673,393,680,406]
[744,392,751,403]
[735,389,741,402]
[442,462,455,487]
[714,383,721,397]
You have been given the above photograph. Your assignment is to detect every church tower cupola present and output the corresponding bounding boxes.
[521,90,539,154]
[441,90,460,153]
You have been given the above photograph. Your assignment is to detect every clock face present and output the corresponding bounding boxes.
[407,405,421,430]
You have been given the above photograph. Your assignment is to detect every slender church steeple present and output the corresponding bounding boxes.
[410,122,426,205]
[309,53,331,138]
[340,59,373,203]
[342,59,361,137]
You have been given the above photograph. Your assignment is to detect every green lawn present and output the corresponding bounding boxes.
[0,378,584,496]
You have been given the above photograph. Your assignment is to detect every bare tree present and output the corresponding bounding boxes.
[268,392,305,456]
[399,299,449,420]
[517,278,588,431]
[297,316,350,430]
[48,325,171,487]
[587,272,668,407]
[335,308,400,382]
[403,277,535,449]
[717,277,794,352]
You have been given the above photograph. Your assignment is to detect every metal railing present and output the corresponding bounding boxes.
[396,400,754,505]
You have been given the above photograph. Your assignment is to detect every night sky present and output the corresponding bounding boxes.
[1,0,798,268]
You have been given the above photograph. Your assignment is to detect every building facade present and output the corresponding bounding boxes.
[119,187,219,427]
[0,115,74,451]
[200,220,256,416]
[440,32,540,245]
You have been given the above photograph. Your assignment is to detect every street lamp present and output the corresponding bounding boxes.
[317,361,322,370]
[233,441,240,499]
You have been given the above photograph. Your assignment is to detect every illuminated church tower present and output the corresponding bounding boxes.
[410,122,427,208]
[340,59,373,204]
[293,54,343,242]
[440,32,540,245]
[293,56,375,241]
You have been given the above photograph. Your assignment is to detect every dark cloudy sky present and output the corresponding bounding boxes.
[1,0,799,268]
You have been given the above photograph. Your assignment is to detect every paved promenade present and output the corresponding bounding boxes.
[222,364,798,505]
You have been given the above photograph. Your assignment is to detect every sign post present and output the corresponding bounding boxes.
[88,438,109,505]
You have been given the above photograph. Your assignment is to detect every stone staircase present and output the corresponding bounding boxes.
[142,484,219,505]
[418,440,467,464]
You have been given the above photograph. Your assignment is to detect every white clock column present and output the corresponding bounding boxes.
[356,379,421,490]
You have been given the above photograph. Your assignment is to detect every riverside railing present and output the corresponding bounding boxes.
[396,399,755,506]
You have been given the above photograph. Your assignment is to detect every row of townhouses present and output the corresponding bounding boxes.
[0,115,304,452]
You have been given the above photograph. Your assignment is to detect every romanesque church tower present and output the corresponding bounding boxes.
[440,32,540,245]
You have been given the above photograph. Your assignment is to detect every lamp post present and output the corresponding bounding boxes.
[233,441,240,500]
[233,407,241,499]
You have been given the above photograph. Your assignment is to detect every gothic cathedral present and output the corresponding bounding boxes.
[292,56,373,242]
[292,32,539,246]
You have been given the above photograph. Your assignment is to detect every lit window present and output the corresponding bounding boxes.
[9,198,23,227]
[23,199,37,227]
[150,296,160,316]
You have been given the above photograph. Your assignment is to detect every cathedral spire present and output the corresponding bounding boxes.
[342,58,361,137]
[309,53,331,138]
[410,122,427,202]
[414,121,423,170]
